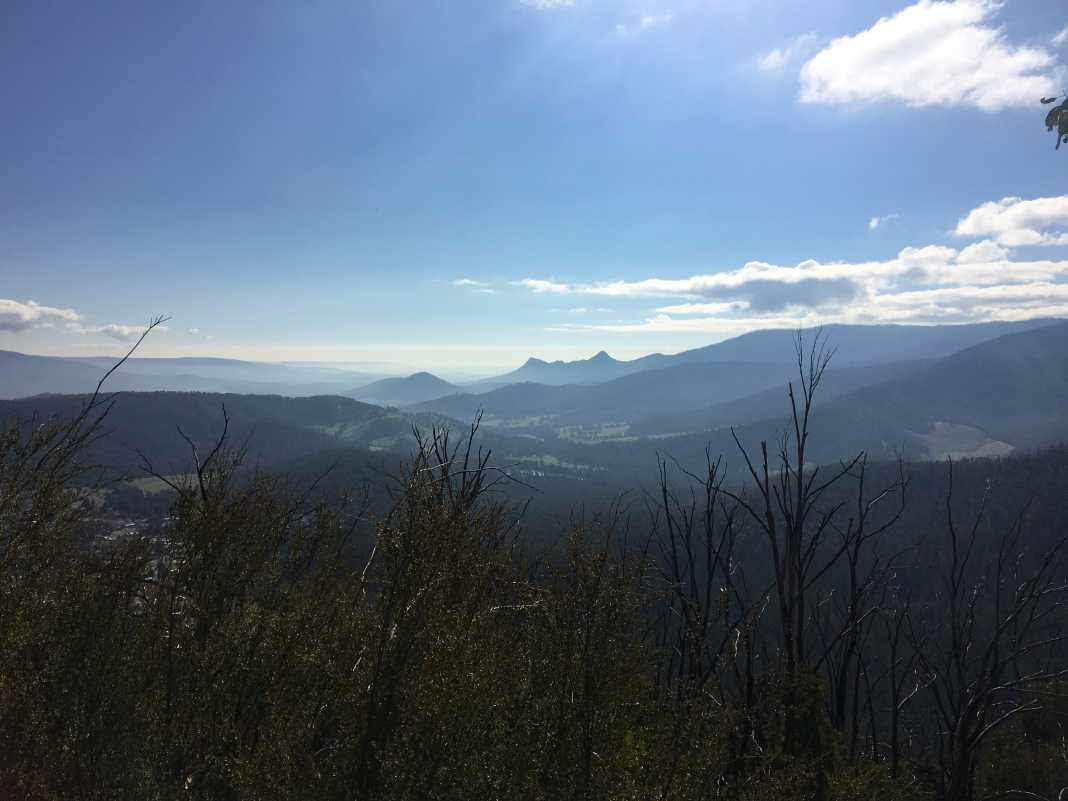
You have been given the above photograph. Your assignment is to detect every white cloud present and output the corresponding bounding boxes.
[612,11,673,38]
[518,196,1068,336]
[515,278,571,294]
[1054,26,1068,47]
[758,33,820,73]
[452,278,488,287]
[520,0,574,9]
[956,239,1009,263]
[799,0,1058,111]
[74,323,170,342]
[0,299,81,333]
[869,213,899,231]
[566,277,1068,335]
[187,327,200,335]
[954,195,1068,246]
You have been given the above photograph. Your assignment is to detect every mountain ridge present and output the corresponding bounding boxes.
[486,319,1062,386]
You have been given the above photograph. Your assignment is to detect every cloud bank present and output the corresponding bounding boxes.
[521,195,1068,335]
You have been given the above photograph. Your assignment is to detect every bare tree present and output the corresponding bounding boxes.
[726,330,862,675]
[812,454,910,760]
[908,460,1068,801]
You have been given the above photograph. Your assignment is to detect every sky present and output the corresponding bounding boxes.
[2,0,1068,372]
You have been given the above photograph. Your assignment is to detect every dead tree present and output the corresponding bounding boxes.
[812,454,910,760]
[908,460,1068,801]
[727,330,862,675]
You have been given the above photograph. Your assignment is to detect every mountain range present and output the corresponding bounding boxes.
[4,319,1056,404]
[0,351,383,400]
[602,321,1068,469]
[3,320,1067,486]
[412,361,806,427]
[481,319,1058,386]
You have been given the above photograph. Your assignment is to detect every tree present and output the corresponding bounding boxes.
[908,461,1068,801]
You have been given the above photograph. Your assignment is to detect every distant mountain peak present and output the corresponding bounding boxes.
[347,371,460,406]
[485,320,1062,389]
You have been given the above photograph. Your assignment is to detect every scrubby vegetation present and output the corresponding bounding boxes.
[1,338,1066,800]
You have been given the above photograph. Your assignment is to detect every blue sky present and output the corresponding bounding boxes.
[2,0,1068,372]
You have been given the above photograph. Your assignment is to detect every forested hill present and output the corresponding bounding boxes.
[627,359,932,436]
[520,322,1068,475]
[413,360,804,425]
[0,392,401,475]
[484,318,1060,386]
[822,320,1068,451]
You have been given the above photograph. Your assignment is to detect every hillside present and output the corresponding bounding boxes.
[630,319,1060,369]
[838,321,1068,450]
[593,323,1068,472]
[0,392,406,475]
[627,360,931,436]
[485,319,1061,387]
[348,372,461,406]
[414,361,808,429]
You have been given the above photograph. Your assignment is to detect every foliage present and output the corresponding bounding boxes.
[0,333,1066,800]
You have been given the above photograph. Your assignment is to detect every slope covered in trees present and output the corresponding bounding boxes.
[414,360,804,427]
[0,392,400,475]
[1,337,1066,800]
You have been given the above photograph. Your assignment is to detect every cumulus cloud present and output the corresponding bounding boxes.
[0,298,176,345]
[956,239,1009,263]
[954,196,1068,246]
[452,278,488,287]
[758,33,820,73]
[869,213,899,231]
[1054,26,1068,47]
[799,0,1058,111]
[517,195,1068,336]
[74,323,170,342]
[0,299,81,333]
